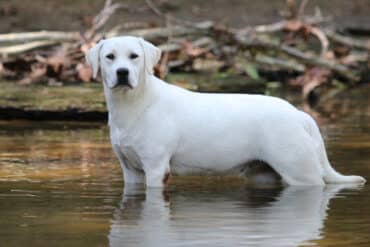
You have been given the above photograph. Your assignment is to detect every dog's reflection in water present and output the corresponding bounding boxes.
[108,183,359,247]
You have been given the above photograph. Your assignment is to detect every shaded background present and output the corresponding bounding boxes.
[1,0,370,32]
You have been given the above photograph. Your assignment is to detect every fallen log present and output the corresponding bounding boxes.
[0,40,60,55]
[0,31,79,44]
[324,29,370,50]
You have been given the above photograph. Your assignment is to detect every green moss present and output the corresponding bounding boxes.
[0,82,106,112]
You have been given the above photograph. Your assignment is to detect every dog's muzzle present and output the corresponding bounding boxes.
[115,68,132,88]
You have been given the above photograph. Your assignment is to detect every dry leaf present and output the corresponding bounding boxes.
[182,41,205,57]
[290,67,331,99]
[76,63,93,82]
[45,48,71,74]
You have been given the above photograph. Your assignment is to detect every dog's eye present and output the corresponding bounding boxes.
[106,53,115,60]
[129,53,139,59]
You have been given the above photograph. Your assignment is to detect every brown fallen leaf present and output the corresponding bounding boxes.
[76,63,93,82]
[46,48,70,74]
[290,67,331,99]
[182,40,205,57]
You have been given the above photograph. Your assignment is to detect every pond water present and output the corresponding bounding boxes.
[0,86,369,247]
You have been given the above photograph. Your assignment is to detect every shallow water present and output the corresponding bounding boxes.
[0,86,370,247]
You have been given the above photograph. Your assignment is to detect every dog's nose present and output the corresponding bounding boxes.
[116,68,129,78]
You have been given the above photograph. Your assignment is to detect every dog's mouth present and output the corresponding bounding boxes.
[112,80,133,89]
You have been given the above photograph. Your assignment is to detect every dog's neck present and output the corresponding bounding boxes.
[103,75,158,131]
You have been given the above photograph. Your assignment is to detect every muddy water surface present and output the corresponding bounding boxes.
[0,86,370,247]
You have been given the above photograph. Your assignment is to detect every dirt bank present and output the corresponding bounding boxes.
[1,0,370,33]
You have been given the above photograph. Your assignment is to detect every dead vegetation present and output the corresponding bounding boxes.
[0,0,369,99]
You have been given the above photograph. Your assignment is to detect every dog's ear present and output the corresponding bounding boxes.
[86,40,104,79]
[138,37,161,75]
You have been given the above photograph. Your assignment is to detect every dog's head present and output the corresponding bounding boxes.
[86,36,161,90]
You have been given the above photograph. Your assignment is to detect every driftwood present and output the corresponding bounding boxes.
[235,35,359,81]
[324,29,370,50]
[0,0,369,100]
[0,31,80,44]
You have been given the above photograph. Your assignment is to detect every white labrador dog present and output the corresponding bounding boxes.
[86,36,365,188]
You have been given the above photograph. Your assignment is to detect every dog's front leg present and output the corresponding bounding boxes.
[123,166,145,184]
[113,145,145,185]
[143,156,171,188]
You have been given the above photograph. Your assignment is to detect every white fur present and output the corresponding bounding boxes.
[86,36,366,188]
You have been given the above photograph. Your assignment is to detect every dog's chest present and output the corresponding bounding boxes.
[110,126,145,170]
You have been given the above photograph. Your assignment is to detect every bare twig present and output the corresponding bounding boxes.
[93,0,124,31]
[145,0,164,18]
[297,0,309,17]
[309,26,329,56]
[254,16,331,33]
[84,0,124,41]
[0,41,59,55]
[254,54,306,72]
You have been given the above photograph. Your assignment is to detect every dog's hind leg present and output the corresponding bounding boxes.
[302,112,366,184]
[263,131,325,186]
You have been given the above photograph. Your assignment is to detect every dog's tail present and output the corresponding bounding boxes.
[302,112,366,184]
